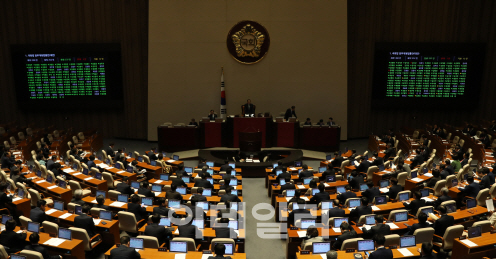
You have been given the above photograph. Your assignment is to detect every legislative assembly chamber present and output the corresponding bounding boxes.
[1,1,496,259]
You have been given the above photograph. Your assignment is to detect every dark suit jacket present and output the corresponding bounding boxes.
[0,192,12,209]
[433,214,455,238]
[479,175,491,190]
[74,214,97,238]
[30,207,47,223]
[488,171,495,185]
[288,209,311,226]
[165,191,183,201]
[71,198,86,206]
[366,224,391,240]
[460,158,469,167]
[208,114,217,120]
[299,170,313,180]
[94,203,110,210]
[331,157,344,168]
[403,199,426,215]
[171,177,188,188]
[332,230,357,250]
[242,103,255,115]
[440,170,450,180]
[361,187,381,203]
[214,227,238,239]
[410,154,424,168]
[337,191,357,205]
[153,206,177,218]
[178,224,202,239]
[464,182,480,199]
[389,185,403,200]
[350,205,372,220]
[105,147,115,158]
[219,194,241,203]
[176,170,188,177]
[276,172,291,181]
[280,183,296,192]
[191,194,207,203]
[369,247,393,259]
[446,165,455,175]
[371,157,384,167]
[145,223,172,245]
[46,160,55,171]
[325,208,346,218]
[115,182,134,195]
[284,108,296,120]
[87,160,97,169]
[220,164,231,172]
[356,160,371,173]
[148,152,158,161]
[321,169,336,181]
[127,202,146,222]
[109,245,141,259]
[407,222,432,235]
[195,179,214,189]
[0,230,27,253]
[1,156,14,169]
[310,192,330,204]
[384,148,395,160]
[349,175,365,190]
[432,195,452,210]
[427,177,441,188]
[138,188,155,198]
[25,243,60,259]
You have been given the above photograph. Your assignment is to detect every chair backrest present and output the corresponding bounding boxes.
[445,175,456,188]
[357,214,375,225]
[18,132,25,141]
[395,190,411,201]
[459,139,465,148]
[137,235,160,248]
[452,136,459,145]
[108,190,121,200]
[211,238,235,252]
[413,227,434,244]
[69,227,93,251]
[416,206,434,217]
[107,155,113,165]
[78,132,85,140]
[442,225,464,250]
[363,151,368,157]
[476,188,489,206]
[90,207,105,217]
[172,237,197,251]
[28,189,41,207]
[340,160,350,171]
[102,172,115,189]
[384,161,391,169]
[10,136,16,145]
[42,221,59,236]
[72,136,79,144]
[91,168,100,176]
[397,172,408,187]
[53,130,60,138]
[142,155,150,164]
[366,166,379,179]
[341,238,364,251]
[489,183,496,199]
[134,151,140,159]
[117,211,138,233]
[426,159,434,170]
[472,220,491,233]
[67,202,78,212]
[101,150,108,160]
[69,180,82,194]
[19,215,32,229]
[36,141,41,150]
[0,245,8,259]
[433,180,446,196]
[384,234,400,247]
[440,200,455,209]
[388,209,408,221]
[3,141,9,149]
[418,163,427,174]
[19,250,43,259]
[457,165,470,182]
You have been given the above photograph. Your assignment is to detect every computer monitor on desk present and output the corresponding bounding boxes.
[27,222,40,233]
[466,199,476,209]
[96,190,106,199]
[58,228,72,240]
[336,186,346,194]
[285,189,295,197]
[54,200,64,211]
[312,242,331,254]
[398,192,409,202]
[357,240,375,252]
[177,187,186,195]
[206,161,214,168]
[170,241,187,253]
[99,210,112,221]
[421,207,434,216]
[173,155,179,161]
[375,196,387,205]
[228,220,239,230]
[303,178,312,185]
[326,175,336,182]
[152,184,162,192]
[420,189,429,197]
[300,219,316,229]
[360,183,368,191]
[365,215,375,225]
[468,226,482,238]
[229,162,236,169]
[159,174,169,181]
[400,236,416,248]
[129,238,144,250]
[395,211,408,222]
[169,199,181,209]
[159,217,171,227]
[1,215,12,225]
[334,217,348,228]
[321,201,333,210]
[349,198,361,208]
[117,194,129,203]
[319,167,326,173]
[379,180,389,188]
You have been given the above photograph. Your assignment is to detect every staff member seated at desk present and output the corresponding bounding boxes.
[145,214,172,246]
[109,236,141,259]
[154,198,177,218]
[0,219,27,254]
[430,205,454,242]
[426,169,441,188]
[280,176,296,193]
[71,189,87,206]
[25,232,62,259]
[368,234,393,259]
[418,242,443,259]
[116,176,134,195]
[128,194,146,222]
[350,197,372,220]
[208,243,232,259]
[303,118,312,126]
[94,194,110,210]
[195,173,213,189]
[74,205,97,239]
[10,160,31,186]
[330,151,343,168]
[332,221,357,250]
[214,217,238,239]
[431,187,452,210]
[300,226,323,248]
[362,215,391,241]
[403,191,426,216]
[337,185,357,205]
[188,119,198,127]
[460,176,480,199]
[361,181,380,203]
[388,178,403,201]
[287,190,305,207]
[405,212,432,235]
[30,200,47,224]
[349,170,365,191]
[220,186,241,203]
[138,181,155,198]
[165,183,184,202]
[310,183,330,204]
[299,164,313,180]
[288,200,311,226]
[325,200,345,218]
[327,117,336,126]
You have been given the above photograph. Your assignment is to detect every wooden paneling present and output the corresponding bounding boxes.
[0,0,148,139]
[348,0,496,138]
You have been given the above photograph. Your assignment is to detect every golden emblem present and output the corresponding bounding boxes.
[231,24,265,58]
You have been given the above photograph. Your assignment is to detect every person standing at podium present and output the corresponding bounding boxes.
[284,106,297,120]
[208,110,217,120]
[242,99,255,116]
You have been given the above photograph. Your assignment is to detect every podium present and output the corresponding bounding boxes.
[239,131,262,152]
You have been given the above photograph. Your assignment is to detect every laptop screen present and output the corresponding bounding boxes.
[173,155,179,161]
[326,155,332,161]
[272,163,278,168]
[349,199,361,208]
[400,236,416,248]
[1,215,12,225]
[395,212,408,222]
[467,226,482,238]
[99,210,112,221]
[184,167,193,174]
[27,222,40,233]
[207,169,214,175]
[182,177,190,183]
[292,203,302,210]
[137,157,143,162]
[17,188,24,198]
[196,202,209,210]
[177,187,186,195]
[452,179,458,187]
[58,228,72,240]
[47,175,53,183]
[151,161,157,166]
[221,243,234,255]
[96,190,106,199]
[203,188,212,197]
[357,240,375,252]
[229,179,237,186]
[365,215,375,225]
[420,189,429,197]
[229,163,236,169]
[446,204,456,213]
[334,217,349,228]
[303,178,313,185]
[399,193,409,202]
[230,202,239,211]
[117,194,129,202]
[131,181,140,189]
[378,165,385,171]
[82,169,89,175]
[336,186,346,193]
[170,241,187,253]
[228,220,238,230]
[160,174,169,181]
[312,242,331,254]
[375,196,387,205]
[312,189,320,196]
[300,219,316,229]
[74,205,82,215]
[319,166,326,173]
[54,200,64,211]
[106,159,111,164]
[152,184,162,192]
[58,180,66,188]
[360,183,369,191]
[294,161,302,167]
[115,163,121,169]
[279,179,286,186]
[326,175,336,182]
[285,189,295,197]
[192,219,204,229]
[141,197,153,206]
[321,201,333,210]
[231,190,238,196]
[159,217,171,226]
[275,170,283,176]
[129,238,144,249]
[421,207,433,215]
[206,161,214,167]
[10,255,26,259]
[423,167,428,174]
[466,199,476,209]
[169,199,181,208]
[411,171,418,178]
[207,178,214,185]
[379,180,389,188]
[95,172,102,180]
[127,167,133,173]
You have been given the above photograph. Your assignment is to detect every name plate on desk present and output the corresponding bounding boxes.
[389,245,397,249]
[459,236,466,240]
[300,250,310,255]
[346,249,355,253]
[290,227,298,230]
[202,250,212,254]
[158,248,167,252]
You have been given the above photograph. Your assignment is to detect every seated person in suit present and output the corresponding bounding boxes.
[439,164,450,179]
[325,199,345,218]
[105,143,115,158]
[426,168,441,188]
[0,183,12,210]
[195,173,214,189]
[273,161,284,171]
[10,161,31,186]
[462,176,480,199]
[337,185,357,205]
[145,214,172,246]
[287,189,305,208]
[217,200,241,220]
[115,176,134,195]
[388,178,403,201]
[109,236,141,259]
[30,200,47,224]
[178,217,203,239]
[220,160,232,172]
[350,197,372,221]
[371,152,384,167]
[298,164,313,180]
[403,190,426,215]
[127,194,146,222]
[242,99,255,116]
[355,156,371,173]
[222,168,236,182]
[410,149,424,169]
[330,151,344,168]
[0,219,27,254]
[316,119,325,126]
[363,215,391,241]
[208,110,217,120]
[1,152,15,169]
[288,200,312,226]
[332,221,357,250]
[191,187,208,203]
[478,167,492,190]
[303,118,312,125]
[219,186,241,203]
[276,167,291,182]
[208,243,232,259]
[460,152,469,167]
[71,189,86,206]
[197,158,207,169]
[405,212,432,236]
[138,181,155,198]
[310,183,330,205]
[327,117,336,126]
[171,172,188,188]
[431,187,452,210]
[431,205,454,242]
[349,170,365,190]
[304,180,318,196]
[25,232,62,259]
[93,194,110,210]
[147,148,158,161]
[300,226,324,249]
[419,242,438,259]
[361,181,380,204]
[166,183,184,202]
[197,167,211,179]
[321,166,338,181]
[175,164,188,177]
[284,106,297,120]
[87,155,97,169]
[368,234,393,259]
[153,198,177,218]
[189,118,199,127]
[74,205,97,239]
[214,217,238,239]
[280,176,296,192]
[46,155,57,171]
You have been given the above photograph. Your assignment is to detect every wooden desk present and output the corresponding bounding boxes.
[31,177,73,205]
[94,159,138,181]
[452,232,496,259]
[61,166,108,191]
[126,157,163,178]
[295,242,422,259]
[105,248,246,259]
[270,180,348,207]
[11,197,31,217]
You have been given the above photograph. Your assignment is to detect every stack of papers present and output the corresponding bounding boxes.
[73,173,82,176]
[234,230,239,236]
[47,186,57,189]
[397,248,414,256]
[371,206,380,211]
[379,187,389,193]
[154,192,161,196]
[253,160,260,163]
[43,238,66,247]
[360,225,372,231]
[201,255,210,259]
[285,197,292,202]
[332,227,341,232]
[411,178,423,182]
[116,170,126,174]
[175,254,186,259]
[62,169,75,173]
[98,164,108,168]
[59,213,72,219]
[84,177,94,181]
[289,167,297,170]
[424,173,433,177]
[36,180,46,184]
[245,159,253,162]
[460,239,478,247]
[12,197,22,202]
[297,185,305,189]
[167,160,176,163]
[486,199,494,211]
[46,209,57,215]
[93,219,102,225]
[386,223,399,229]
[91,199,98,204]
[174,229,179,234]
[324,183,330,187]
[110,201,126,207]
[296,231,306,237]
[421,197,434,202]
[154,180,163,184]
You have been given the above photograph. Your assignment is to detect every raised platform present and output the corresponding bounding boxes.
[198,149,304,178]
